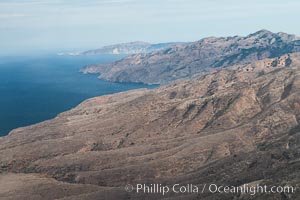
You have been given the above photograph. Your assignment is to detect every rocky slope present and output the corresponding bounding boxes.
[81,41,181,55]
[1,53,300,199]
[82,30,300,84]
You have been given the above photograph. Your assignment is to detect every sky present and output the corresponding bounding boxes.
[0,0,300,55]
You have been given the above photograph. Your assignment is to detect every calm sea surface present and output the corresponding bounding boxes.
[0,54,154,136]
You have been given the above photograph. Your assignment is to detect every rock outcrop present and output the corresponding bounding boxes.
[82,30,300,84]
[1,53,300,199]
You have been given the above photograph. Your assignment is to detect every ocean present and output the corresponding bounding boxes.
[0,54,155,136]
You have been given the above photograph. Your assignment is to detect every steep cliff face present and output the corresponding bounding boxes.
[82,30,300,84]
[1,53,300,199]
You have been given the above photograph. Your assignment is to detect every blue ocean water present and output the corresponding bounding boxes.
[0,54,154,136]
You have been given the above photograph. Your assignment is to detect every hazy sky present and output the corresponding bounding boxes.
[1,0,300,55]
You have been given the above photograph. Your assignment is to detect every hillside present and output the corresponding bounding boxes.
[82,30,300,84]
[1,53,300,199]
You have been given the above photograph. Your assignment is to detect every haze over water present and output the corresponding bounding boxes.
[0,54,154,136]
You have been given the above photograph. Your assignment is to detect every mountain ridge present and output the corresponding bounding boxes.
[81,41,183,55]
[82,30,300,85]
